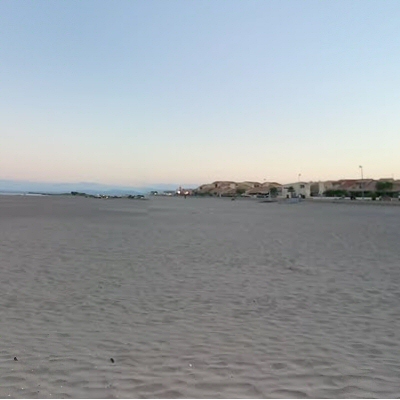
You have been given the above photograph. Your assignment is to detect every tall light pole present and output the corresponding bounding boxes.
[359,165,364,200]
[298,173,301,198]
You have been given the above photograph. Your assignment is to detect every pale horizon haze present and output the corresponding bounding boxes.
[1,0,400,186]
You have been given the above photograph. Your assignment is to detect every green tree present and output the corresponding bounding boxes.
[269,187,278,198]
[375,181,393,197]
[324,189,348,197]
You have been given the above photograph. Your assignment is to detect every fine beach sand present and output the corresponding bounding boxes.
[1,195,400,398]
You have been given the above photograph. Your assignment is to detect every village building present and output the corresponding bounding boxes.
[281,182,311,198]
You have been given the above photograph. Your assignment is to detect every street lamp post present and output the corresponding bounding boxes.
[359,165,364,200]
[298,173,301,198]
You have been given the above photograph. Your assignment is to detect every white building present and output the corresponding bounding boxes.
[281,182,311,198]
[310,181,334,196]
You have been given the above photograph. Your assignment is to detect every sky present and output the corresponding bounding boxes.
[1,0,400,186]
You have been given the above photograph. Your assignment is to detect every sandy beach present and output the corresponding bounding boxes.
[1,195,400,398]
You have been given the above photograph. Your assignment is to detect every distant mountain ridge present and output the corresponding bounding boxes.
[0,180,196,195]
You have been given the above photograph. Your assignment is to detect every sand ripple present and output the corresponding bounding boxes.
[1,196,400,397]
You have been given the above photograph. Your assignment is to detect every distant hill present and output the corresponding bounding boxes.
[0,180,197,196]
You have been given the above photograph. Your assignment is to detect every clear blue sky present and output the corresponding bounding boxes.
[1,0,400,186]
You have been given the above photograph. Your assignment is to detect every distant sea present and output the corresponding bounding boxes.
[0,192,44,196]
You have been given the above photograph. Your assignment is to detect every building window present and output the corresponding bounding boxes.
[300,184,305,188]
